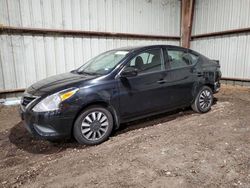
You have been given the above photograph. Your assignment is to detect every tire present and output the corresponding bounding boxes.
[73,106,113,145]
[191,86,213,113]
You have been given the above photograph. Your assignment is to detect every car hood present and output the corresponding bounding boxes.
[26,72,96,96]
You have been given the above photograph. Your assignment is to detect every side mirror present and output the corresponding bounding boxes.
[120,67,138,77]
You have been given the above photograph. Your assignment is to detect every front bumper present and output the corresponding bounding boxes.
[20,105,75,140]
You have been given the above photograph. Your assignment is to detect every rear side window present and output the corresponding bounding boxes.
[128,48,164,74]
[189,52,199,64]
[167,50,198,69]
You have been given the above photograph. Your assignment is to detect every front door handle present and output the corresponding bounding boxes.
[157,79,167,84]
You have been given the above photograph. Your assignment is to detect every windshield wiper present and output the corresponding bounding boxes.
[77,70,100,76]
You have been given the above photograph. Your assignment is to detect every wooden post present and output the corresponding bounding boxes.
[181,0,195,48]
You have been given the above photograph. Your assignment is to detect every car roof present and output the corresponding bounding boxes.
[114,45,189,52]
[110,45,203,58]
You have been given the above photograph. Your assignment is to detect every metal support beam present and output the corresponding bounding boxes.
[181,0,195,48]
[191,27,250,40]
[0,88,25,94]
[0,26,180,41]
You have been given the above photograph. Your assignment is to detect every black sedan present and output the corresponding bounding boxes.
[20,45,221,145]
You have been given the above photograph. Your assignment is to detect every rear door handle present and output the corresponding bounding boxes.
[192,68,204,77]
[196,72,204,77]
[157,79,167,84]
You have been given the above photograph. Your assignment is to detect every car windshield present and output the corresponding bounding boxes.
[77,50,129,75]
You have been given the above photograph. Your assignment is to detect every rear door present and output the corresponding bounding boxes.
[163,47,199,107]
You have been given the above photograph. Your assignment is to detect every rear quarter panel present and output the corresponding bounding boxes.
[197,56,221,92]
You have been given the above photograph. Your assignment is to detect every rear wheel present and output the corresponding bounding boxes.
[191,86,213,113]
[73,106,113,145]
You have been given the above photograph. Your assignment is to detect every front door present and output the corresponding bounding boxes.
[118,48,167,120]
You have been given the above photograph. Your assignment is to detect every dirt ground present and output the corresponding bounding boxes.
[0,85,249,188]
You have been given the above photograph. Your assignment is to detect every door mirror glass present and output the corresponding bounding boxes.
[120,67,138,77]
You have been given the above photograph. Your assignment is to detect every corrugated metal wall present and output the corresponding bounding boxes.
[0,0,180,35]
[192,0,250,35]
[0,0,181,91]
[191,0,250,82]
[191,34,250,80]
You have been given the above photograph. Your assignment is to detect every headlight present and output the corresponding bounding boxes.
[32,88,79,112]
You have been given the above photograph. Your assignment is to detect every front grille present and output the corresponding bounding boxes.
[21,96,37,107]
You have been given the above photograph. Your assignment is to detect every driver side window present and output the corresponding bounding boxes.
[127,48,164,74]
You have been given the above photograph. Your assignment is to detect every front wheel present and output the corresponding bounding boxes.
[191,86,213,113]
[73,106,113,145]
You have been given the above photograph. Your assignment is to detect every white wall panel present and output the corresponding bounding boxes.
[192,0,250,35]
[11,35,26,88]
[0,50,4,89]
[23,36,37,86]
[0,35,17,89]
[0,0,9,26]
[191,0,250,82]
[54,37,66,74]
[0,0,180,36]
[191,34,250,79]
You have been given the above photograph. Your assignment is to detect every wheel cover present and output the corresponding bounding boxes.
[199,90,212,110]
[81,111,109,141]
